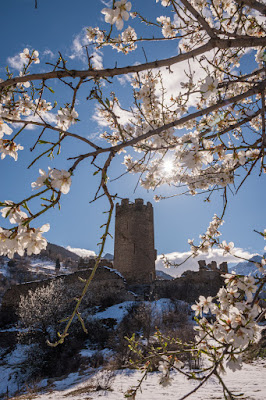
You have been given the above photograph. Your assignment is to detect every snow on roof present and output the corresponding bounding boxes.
[101,265,126,280]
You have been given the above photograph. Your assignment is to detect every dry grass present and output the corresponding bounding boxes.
[6,381,54,400]
[63,384,95,397]
[7,393,38,400]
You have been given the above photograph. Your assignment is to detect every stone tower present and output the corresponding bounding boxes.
[114,198,156,284]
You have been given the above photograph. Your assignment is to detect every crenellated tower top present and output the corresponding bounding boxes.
[116,198,153,212]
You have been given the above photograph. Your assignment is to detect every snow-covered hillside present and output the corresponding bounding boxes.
[0,299,189,398]
[229,254,265,276]
[5,358,266,400]
[0,256,71,282]
[1,299,266,400]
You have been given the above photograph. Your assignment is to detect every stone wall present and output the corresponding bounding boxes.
[0,261,226,327]
[0,266,134,326]
[114,198,156,284]
[152,269,224,303]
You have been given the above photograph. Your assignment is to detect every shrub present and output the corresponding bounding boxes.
[110,300,196,369]
[18,279,72,343]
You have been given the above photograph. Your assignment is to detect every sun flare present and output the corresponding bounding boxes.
[162,159,174,175]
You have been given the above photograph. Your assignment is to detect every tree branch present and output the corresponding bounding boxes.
[178,0,217,38]
[69,80,266,161]
[2,117,100,150]
[234,0,266,15]
[1,37,266,89]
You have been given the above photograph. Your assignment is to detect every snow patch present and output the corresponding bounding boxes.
[66,246,96,258]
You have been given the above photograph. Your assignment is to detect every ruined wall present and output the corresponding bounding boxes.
[152,269,224,303]
[78,258,113,270]
[114,198,156,284]
[0,266,134,326]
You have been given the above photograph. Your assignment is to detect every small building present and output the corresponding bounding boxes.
[114,198,157,284]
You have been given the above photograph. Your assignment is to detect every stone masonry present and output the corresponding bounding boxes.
[0,266,134,326]
[114,198,157,284]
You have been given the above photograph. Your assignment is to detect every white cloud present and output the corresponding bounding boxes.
[116,74,132,86]
[151,47,220,112]
[70,36,83,59]
[91,49,103,69]
[69,29,104,68]
[155,59,202,108]
[19,112,57,130]
[7,53,24,71]
[100,0,112,6]
[41,111,57,125]
[66,246,96,258]
[43,49,56,58]
[92,110,109,127]
[92,102,135,127]
[156,248,258,278]
[69,28,89,62]
[7,47,57,71]
[11,112,57,131]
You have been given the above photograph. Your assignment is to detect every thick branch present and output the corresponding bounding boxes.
[235,0,266,15]
[70,80,266,162]
[178,0,216,38]
[1,37,266,89]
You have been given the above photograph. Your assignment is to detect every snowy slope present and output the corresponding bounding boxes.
[6,360,266,400]
[229,254,265,276]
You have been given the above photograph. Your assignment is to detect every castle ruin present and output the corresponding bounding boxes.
[114,198,157,284]
[0,199,228,326]
[0,198,229,325]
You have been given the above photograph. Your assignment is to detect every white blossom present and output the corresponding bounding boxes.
[101,1,132,30]
[50,169,72,194]
[56,107,78,131]
[18,223,50,256]
[200,76,219,99]
[17,72,31,88]
[0,140,24,161]
[35,98,52,114]
[31,168,51,190]
[220,240,234,255]
[156,0,171,6]
[20,48,40,64]
[0,200,28,224]
[192,269,261,374]
[157,16,177,38]
[0,120,13,138]
[191,295,214,316]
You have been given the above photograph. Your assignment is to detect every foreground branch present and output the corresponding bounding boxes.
[47,153,115,346]
[1,37,266,89]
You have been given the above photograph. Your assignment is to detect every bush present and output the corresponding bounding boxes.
[18,279,73,343]
[108,302,158,368]
[110,300,196,369]
[85,318,114,348]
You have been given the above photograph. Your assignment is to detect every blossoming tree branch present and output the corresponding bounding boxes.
[0,0,266,398]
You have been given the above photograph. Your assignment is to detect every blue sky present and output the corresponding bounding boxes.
[0,0,265,259]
